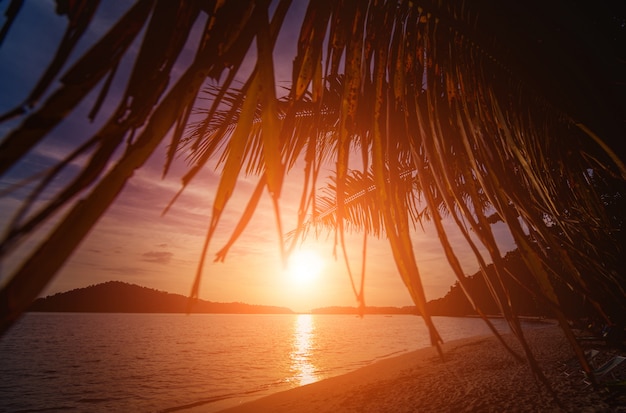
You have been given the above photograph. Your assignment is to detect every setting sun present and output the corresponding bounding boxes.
[287,250,325,286]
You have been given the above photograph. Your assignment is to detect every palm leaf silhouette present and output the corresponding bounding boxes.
[1,0,625,392]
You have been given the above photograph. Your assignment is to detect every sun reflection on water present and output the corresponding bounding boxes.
[290,314,317,386]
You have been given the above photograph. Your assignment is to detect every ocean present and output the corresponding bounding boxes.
[0,313,543,412]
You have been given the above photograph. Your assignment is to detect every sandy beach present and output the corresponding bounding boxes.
[218,323,625,412]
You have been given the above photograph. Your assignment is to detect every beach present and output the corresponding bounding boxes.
[218,323,625,412]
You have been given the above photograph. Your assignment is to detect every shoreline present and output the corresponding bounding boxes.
[213,323,622,412]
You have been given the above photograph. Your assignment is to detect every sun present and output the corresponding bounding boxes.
[287,249,325,285]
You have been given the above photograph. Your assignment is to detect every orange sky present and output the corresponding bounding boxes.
[0,1,518,313]
[35,138,516,313]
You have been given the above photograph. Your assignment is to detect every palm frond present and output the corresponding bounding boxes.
[1,0,625,393]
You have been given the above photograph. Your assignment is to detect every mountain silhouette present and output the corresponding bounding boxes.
[28,281,294,314]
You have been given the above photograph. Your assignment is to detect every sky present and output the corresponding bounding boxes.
[0,1,517,313]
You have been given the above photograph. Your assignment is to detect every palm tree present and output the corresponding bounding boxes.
[1,0,625,390]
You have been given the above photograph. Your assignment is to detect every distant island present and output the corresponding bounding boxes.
[311,306,419,315]
[28,281,294,314]
[28,281,421,315]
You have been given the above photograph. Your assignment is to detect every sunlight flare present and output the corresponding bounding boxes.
[287,250,325,286]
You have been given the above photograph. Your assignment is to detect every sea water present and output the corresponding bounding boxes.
[0,313,543,412]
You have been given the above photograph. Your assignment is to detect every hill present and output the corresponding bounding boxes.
[28,281,294,314]
[425,249,589,318]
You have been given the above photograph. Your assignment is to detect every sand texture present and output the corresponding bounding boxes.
[218,323,626,412]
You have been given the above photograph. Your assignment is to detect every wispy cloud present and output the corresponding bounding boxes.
[141,251,173,265]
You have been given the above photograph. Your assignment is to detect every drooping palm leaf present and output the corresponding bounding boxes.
[0,0,292,332]
[1,0,625,393]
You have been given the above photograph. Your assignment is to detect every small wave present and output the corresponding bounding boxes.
[157,388,265,413]
[13,405,77,412]
[77,397,116,404]
[374,349,408,360]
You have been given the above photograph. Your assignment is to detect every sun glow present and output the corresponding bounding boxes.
[287,249,324,286]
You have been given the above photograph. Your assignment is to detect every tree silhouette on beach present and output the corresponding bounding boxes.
[1,0,625,390]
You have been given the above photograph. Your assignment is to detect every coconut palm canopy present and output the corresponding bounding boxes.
[1,0,625,389]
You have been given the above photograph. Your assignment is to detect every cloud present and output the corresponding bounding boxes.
[141,251,173,265]
[100,266,148,276]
